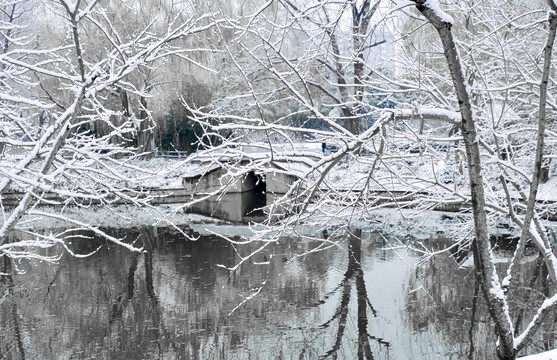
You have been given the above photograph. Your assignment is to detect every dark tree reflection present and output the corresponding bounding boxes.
[0,256,25,360]
[406,241,557,359]
[321,229,389,360]
[7,226,552,359]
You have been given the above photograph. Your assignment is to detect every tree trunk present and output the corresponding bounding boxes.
[511,9,557,284]
[411,2,516,358]
[346,116,359,135]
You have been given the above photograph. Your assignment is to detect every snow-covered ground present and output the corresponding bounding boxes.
[12,200,550,243]
[519,349,557,360]
[538,176,557,201]
[9,203,262,238]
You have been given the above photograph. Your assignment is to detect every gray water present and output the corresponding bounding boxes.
[0,226,555,359]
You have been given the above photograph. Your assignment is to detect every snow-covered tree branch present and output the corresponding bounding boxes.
[179,0,557,357]
[2,0,557,357]
[0,0,221,260]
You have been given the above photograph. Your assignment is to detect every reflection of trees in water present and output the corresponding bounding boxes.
[104,226,177,358]
[0,226,334,359]
[406,249,493,359]
[321,229,389,360]
[6,224,557,358]
[509,253,557,355]
[0,257,25,360]
[0,226,175,359]
[406,243,557,358]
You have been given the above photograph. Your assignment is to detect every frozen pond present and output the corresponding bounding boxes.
[0,226,555,359]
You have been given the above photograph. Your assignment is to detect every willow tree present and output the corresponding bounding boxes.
[0,0,220,261]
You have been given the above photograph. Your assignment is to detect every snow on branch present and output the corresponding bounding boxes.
[385,107,461,125]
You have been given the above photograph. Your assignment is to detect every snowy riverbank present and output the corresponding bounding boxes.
[519,349,557,359]
[9,201,556,241]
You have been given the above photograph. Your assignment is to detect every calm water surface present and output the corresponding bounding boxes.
[0,226,555,359]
